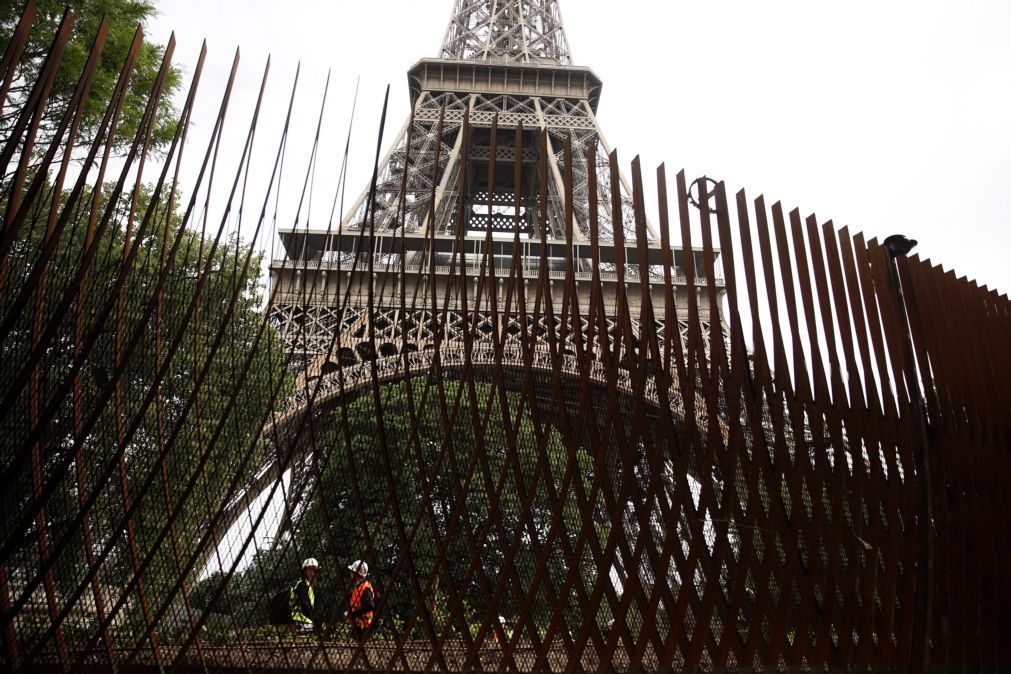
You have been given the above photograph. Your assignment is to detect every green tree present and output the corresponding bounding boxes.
[0,180,293,650]
[231,378,601,640]
[0,0,180,162]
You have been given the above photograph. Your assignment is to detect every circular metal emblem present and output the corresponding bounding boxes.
[688,176,720,215]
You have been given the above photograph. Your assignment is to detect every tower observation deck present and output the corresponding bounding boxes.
[269,0,724,367]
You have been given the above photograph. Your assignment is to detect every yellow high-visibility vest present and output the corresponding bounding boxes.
[289,580,315,624]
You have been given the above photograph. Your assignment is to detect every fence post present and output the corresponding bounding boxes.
[883,235,934,674]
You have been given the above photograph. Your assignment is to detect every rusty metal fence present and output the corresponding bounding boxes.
[1,5,1009,672]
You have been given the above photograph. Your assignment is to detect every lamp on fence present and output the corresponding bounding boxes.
[883,232,933,674]
[883,234,918,258]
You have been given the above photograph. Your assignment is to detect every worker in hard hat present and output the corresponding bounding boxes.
[492,616,513,645]
[343,560,375,642]
[290,558,319,633]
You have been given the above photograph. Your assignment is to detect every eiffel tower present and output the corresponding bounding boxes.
[268,0,722,376]
[223,0,735,560]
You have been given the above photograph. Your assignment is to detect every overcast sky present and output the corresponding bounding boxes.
[147,0,1011,295]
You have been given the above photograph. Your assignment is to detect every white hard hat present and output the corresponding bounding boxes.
[347,560,368,576]
[302,558,319,570]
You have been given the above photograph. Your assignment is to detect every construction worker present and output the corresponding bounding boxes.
[492,616,513,645]
[343,560,375,642]
[290,558,319,633]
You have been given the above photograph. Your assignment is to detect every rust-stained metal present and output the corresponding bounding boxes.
[1,3,1010,673]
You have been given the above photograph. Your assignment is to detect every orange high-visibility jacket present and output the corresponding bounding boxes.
[347,579,375,628]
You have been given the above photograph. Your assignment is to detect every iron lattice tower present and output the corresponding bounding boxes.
[257,0,723,558]
[440,0,572,64]
[269,0,718,376]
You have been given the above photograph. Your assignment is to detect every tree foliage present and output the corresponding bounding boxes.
[0,180,292,646]
[214,378,603,639]
[0,0,180,163]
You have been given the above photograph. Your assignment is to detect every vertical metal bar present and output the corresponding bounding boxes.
[0,2,38,108]
[806,217,864,666]
[25,14,112,665]
[0,8,74,247]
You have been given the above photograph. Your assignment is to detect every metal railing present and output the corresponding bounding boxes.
[270,258,717,286]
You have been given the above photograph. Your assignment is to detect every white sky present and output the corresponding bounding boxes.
[147,0,1011,295]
